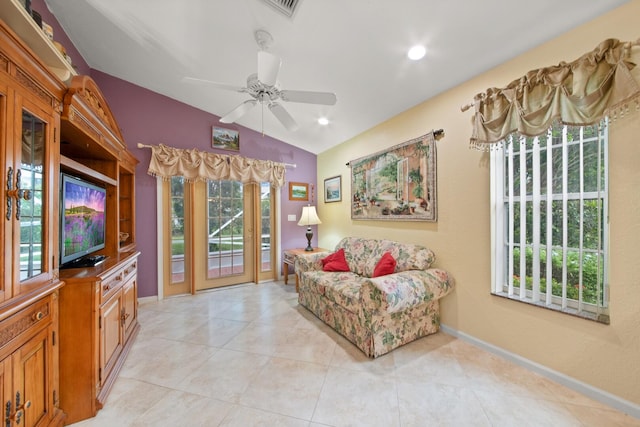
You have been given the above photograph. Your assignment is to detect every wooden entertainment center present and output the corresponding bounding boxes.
[0,3,139,425]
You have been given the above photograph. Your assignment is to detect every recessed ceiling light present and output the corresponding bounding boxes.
[407,45,426,61]
[318,117,329,125]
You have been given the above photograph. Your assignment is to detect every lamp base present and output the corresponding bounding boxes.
[305,228,314,251]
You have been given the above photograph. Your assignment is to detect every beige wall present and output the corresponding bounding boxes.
[316,2,640,407]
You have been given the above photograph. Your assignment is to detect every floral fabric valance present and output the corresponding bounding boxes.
[464,38,640,150]
[146,144,286,187]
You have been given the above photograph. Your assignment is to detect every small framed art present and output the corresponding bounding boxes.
[212,126,239,151]
[324,175,342,203]
[289,182,309,201]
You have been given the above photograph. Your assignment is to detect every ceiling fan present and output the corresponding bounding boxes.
[184,30,337,132]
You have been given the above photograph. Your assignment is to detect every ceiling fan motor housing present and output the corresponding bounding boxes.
[247,73,280,102]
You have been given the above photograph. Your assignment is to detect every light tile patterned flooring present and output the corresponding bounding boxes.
[71,282,639,427]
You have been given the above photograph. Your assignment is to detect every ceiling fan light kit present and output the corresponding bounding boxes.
[186,30,336,133]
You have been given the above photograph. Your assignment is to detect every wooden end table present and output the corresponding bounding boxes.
[283,248,330,292]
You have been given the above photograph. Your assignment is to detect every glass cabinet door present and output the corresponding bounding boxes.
[9,105,56,295]
[19,110,45,281]
[0,90,6,302]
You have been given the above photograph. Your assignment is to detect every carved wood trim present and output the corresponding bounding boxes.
[0,52,9,74]
[63,75,126,148]
[68,105,101,143]
[0,299,51,349]
[15,67,55,107]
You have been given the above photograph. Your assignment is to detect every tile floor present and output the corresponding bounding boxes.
[71,282,639,427]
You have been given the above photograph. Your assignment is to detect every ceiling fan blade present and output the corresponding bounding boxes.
[258,51,281,87]
[268,103,299,131]
[280,90,337,105]
[182,76,245,93]
[220,100,257,123]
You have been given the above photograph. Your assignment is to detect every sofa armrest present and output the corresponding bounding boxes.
[362,269,454,313]
[294,252,327,275]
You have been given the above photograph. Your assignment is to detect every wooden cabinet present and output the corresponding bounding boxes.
[59,75,138,255]
[58,252,139,424]
[0,15,65,427]
[1,6,139,425]
[55,73,139,425]
[0,292,64,427]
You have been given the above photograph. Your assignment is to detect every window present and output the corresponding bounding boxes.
[490,121,609,323]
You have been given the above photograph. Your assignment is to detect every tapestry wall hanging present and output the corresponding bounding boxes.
[350,132,437,221]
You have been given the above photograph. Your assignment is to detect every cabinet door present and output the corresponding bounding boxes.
[0,357,10,425]
[99,293,123,387]
[12,327,53,427]
[0,85,9,303]
[8,97,58,297]
[122,278,137,341]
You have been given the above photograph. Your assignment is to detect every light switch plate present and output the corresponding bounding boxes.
[288,214,296,221]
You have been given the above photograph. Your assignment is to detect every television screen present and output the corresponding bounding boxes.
[60,173,106,266]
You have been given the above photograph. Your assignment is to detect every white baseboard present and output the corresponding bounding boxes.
[137,295,158,305]
[440,324,640,420]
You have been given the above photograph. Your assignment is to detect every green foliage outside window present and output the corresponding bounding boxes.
[505,122,606,307]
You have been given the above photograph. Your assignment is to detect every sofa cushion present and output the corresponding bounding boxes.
[335,237,379,276]
[334,237,436,277]
[373,252,396,277]
[375,240,436,272]
[301,270,366,313]
[322,248,350,272]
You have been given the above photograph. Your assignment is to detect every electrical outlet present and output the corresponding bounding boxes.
[288,214,296,221]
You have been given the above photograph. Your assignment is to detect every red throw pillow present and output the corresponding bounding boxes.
[322,248,350,272]
[373,252,396,277]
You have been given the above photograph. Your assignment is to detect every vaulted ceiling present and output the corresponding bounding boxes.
[45,0,628,154]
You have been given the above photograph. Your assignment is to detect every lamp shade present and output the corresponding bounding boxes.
[298,206,321,226]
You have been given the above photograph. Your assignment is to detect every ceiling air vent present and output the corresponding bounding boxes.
[261,0,302,18]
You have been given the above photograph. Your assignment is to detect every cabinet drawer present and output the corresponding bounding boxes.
[100,270,125,304]
[121,258,138,283]
[0,295,53,353]
[99,258,138,304]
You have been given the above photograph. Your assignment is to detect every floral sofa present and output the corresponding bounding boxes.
[296,237,454,358]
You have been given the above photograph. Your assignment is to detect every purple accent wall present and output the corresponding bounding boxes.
[91,71,318,297]
[27,3,318,297]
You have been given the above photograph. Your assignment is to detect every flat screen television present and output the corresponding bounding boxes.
[60,173,107,267]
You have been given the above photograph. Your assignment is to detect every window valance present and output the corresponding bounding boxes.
[463,38,640,150]
[144,143,286,188]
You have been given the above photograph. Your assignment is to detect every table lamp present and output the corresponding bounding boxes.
[297,205,321,251]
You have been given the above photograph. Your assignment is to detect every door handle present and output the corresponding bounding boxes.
[6,168,32,221]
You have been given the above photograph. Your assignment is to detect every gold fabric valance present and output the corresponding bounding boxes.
[464,38,640,150]
[145,144,286,187]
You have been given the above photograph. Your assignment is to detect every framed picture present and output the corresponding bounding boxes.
[350,133,437,221]
[289,182,309,201]
[324,175,342,203]
[212,126,239,151]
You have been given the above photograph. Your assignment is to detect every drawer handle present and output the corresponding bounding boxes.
[125,263,137,275]
[103,284,111,292]
[32,311,44,321]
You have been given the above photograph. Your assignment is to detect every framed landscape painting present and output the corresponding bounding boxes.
[350,133,437,221]
[289,182,309,201]
[212,126,240,151]
[324,175,342,203]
